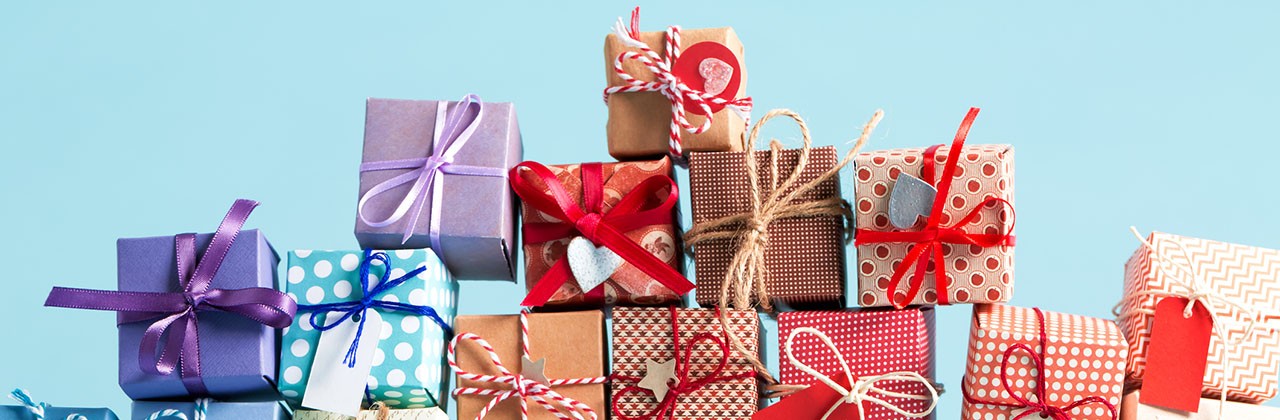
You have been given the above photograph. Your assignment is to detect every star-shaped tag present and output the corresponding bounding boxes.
[638,359,678,402]
[521,355,550,386]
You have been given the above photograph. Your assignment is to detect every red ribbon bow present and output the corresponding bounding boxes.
[854,107,1016,309]
[510,161,694,307]
[961,307,1119,420]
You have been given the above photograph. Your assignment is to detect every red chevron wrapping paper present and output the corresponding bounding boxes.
[775,309,937,420]
[612,307,760,419]
[961,304,1127,420]
[1118,232,1280,403]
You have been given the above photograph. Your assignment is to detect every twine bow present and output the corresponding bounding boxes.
[602,7,753,161]
[298,249,453,368]
[610,307,756,420]
[962,308,1118,420]
[144,398,210,420]
[8,389,87,420]
[357,94,508,249]
[449,310,608,420]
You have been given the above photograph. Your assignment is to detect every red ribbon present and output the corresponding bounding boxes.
[510,161,694,307]
[961,307,1119,420]
[854,107,1016,309]
[611,307,755,420]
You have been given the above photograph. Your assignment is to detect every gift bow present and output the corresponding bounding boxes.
[610,307,756,420]
[357,94,508,249]
[449,310,608,420]
[297,249,454,368]
[44,199,297,395]
[602,7,753,160]
[510,160,693,307]
[8,389,87,420]
[781,327,938,420]
[144,398,210,420]
[962,307,1118,420]
[854,107,1016,309]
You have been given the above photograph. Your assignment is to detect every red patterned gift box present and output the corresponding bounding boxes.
[612,307,760,420]
[1116,231,1280,403]
[961,304,1127,420]
[853,108,1015,309]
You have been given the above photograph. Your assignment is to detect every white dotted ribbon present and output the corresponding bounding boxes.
[783,328,939,420]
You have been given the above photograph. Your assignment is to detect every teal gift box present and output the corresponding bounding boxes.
[278,249,458,409]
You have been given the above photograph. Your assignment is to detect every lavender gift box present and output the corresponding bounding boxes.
[354,96,522,281]
[117,230,281,400]
[130,401,288,420]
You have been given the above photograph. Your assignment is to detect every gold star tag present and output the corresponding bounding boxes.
[638,359,678,401]
[521,356,550,386]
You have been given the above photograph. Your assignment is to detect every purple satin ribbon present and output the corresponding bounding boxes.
[44,199,298,396]
[356,94,508,254]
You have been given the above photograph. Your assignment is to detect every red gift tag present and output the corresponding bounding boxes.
[669,41,742,116]
[754,376,861,420]
[1140,296,1213,412]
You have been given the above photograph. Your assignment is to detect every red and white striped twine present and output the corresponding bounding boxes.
[450,310,609,420]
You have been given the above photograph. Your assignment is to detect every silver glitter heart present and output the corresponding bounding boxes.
[888,173,938,229]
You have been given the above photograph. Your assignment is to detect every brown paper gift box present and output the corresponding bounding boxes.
[604,28,747,160]
[688,146,846,308]
[453,311,606,420]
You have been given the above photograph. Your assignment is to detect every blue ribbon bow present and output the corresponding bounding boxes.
[297,250,454,367]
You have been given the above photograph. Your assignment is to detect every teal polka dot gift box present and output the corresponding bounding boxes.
[278,249,458,409]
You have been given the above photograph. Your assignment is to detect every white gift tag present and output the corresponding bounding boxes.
[302,310,384,416]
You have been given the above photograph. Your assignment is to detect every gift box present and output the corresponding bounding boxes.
[1119,389,1280,419]
[279,249,458,409]
[1117,231,1280,404]
[612,307,760,420]
[854,109,1015,308]
[960,304,1127,420]
[511,158,689,308]
[355,95,522,281]
[2,390,118,420]
[130,401,287,420]
[602,10,749,160]
[452,311,607,420]
[295,406,448,420]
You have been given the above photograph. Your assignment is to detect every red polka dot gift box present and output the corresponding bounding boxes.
[961,304,1127,420]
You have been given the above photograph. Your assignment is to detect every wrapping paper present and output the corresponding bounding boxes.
[854,144,1015,307]
[130,401,286,420]
[961,304,1127,420]
[0,406,117,420]
[1119,389,1280,419]
[688,146,846,308]
[517,158,683,308]
[612,307,759,420]
[603,28,747,160]
[279,249,458,409]
[117,230,280,400]
[356,97,522,281]
[775,309,936,419]
[453,311,606,420]
[1118,232,1280,403]
[294,407,447,420]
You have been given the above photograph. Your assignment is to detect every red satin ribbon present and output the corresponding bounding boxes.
[854,107,1016,309]
[510,161,694,307]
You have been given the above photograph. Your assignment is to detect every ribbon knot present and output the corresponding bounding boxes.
[574,213,605,244]
[779,327,939,420]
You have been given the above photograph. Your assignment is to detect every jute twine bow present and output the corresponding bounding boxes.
[367,402,392,420]
[682,108,884,384]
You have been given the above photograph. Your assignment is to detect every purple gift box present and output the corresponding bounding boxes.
[354,95,522,281]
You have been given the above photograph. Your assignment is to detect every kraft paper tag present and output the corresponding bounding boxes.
[1140,297,1212,413]
[302,310,384,416]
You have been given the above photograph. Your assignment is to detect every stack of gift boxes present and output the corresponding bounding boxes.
[11,7,1280,420]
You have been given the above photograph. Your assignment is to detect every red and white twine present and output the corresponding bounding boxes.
[449,310,609,420]
[602,8,752,160]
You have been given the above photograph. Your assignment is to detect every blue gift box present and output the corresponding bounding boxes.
[130,401,288,420]
[2,390,119,420]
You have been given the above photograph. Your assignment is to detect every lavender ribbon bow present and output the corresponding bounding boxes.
[44,199,298,395]
[356,94,508,252]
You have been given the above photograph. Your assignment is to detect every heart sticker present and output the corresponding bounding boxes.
[698,58,733,96]
[670,41,742,116]
[566,236,624,293]
[888,173,938,229]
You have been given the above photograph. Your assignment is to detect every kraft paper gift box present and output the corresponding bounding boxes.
[603,15,749,160]
[355,96,522,281]
[960,304,1127,420]
[295,406,448,420]
[130,401,287,420]
[1116,232,1280,404]
[1119,389,1280,419]
[2,390,118,420]
[512,158,688,309]
[452,311,607,420]
[611,307,760,420]
[279,249,458,409]
[853,111,1015,308]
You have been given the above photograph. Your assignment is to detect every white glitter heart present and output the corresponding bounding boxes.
[566,236,623,293]
[888,173,937,229]
[698,57,733,96]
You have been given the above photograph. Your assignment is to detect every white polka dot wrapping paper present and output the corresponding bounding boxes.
[278,249,458,409]
[961,304,1127,420]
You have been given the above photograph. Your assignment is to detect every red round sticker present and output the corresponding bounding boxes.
[670,41,742,116]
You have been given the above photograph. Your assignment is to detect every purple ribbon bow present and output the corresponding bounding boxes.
[44,199,298,396]
[356,94,508,253]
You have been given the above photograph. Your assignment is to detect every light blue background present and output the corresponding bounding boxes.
[3,1,1278,418]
